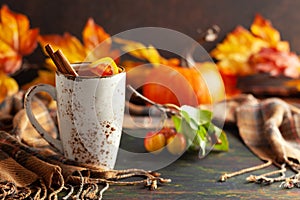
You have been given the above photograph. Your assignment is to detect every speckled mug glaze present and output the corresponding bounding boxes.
[24,64,126,169]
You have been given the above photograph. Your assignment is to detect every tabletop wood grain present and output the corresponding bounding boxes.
[103,125,300,200]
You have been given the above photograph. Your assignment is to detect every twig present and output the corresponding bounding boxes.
[127,85,159,107]
[127,85,179,116]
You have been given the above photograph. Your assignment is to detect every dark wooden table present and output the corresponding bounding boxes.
[103,125,300,200]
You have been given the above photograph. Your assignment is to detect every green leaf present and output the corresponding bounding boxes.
[171,115,181,131]
[181,110,191,123]
[180,105,199,120]
[181,110,198,130]
[199,140,207,157]
[197,126,207,141]
[181,117,197,142]
[213,131,229,152]
[199,109,213,124]
[181,105,212,125]
[171,105,229,157]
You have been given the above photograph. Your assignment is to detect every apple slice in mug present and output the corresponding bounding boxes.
[77,57,120,77]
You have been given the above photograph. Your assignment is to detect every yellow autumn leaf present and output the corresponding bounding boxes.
[211,26,268,75]
[0,72,19,103]
[0,5,39,74]
[114,38,159,62]
[250,14,289,51]
[114,37,179,66]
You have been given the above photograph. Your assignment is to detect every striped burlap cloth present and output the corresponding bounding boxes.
[0,92,170,200]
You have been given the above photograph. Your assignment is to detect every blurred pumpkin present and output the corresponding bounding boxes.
[143,62,225,106]
[114,37,225,105]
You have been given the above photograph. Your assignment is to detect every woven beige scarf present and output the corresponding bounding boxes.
[0,92,170,199]
[218,94,300,188]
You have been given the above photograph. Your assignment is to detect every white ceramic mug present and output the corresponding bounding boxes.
[24,63,126,169]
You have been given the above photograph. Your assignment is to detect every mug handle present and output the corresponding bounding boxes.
[24,84,64,153]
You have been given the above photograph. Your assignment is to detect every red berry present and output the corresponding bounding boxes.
[166,133,186,155]
[144,131,166,154]
[160,127,177,139]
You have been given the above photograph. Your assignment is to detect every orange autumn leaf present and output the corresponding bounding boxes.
[38,18,119,67]
[39,33,87,64]
[83,18,120,61]
[0,72,19,103]
[83,18,110,50]
[0,5,39,74]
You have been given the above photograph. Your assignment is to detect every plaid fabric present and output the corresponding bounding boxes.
[213,95,300,187]
[0,92,169,199]
[234,97,300,166]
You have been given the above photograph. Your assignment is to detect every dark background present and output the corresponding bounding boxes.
[2,0,300,63]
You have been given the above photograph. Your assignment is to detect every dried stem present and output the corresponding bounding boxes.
[127,85,157,106]
[127,85,180,116]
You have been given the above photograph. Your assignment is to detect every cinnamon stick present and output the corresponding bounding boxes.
[53,53,68,74]
[45,44,64,73]
[45,44,78,76]
[55,49,78,76]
